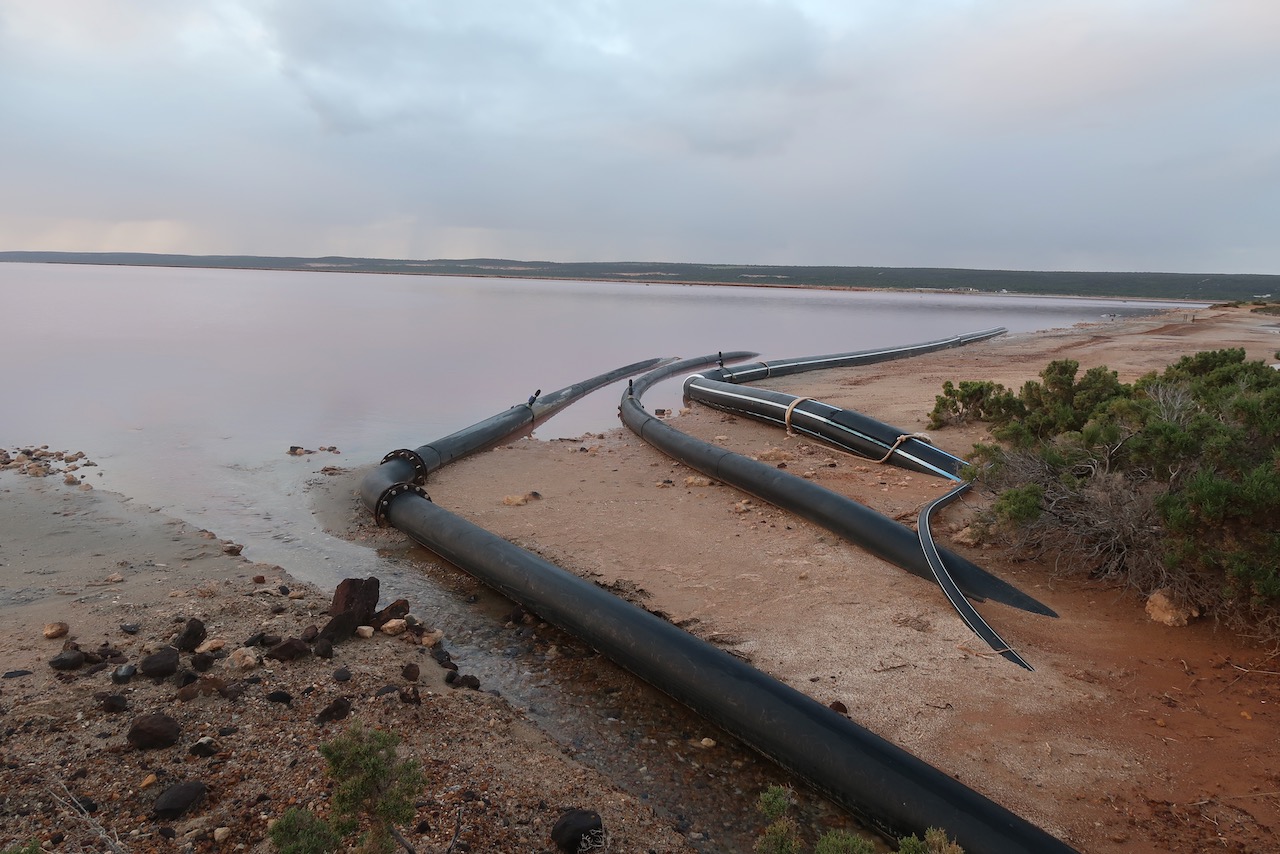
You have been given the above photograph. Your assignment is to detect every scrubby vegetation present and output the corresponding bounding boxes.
[270,723,424,854]
[931,348,1280,640]
[753,785,963,853]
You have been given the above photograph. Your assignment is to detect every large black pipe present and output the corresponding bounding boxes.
[622,357,1056,616]
[361,357,668,518]
[381,488,1074,853]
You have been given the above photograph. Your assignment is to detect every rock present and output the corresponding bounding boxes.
[2,669,33,679]
[379,619,407,636]
[447,673,480,691]
[287,589,306,600]
[828,700,849,715]
[313,638,334,660]
[1146,588,1201,627]
[401,662,420,682]
[120,623,141,635]
[551,809,604,853]
[699,737,716,749]
[355,625,375,639]
[266,689,292,705]
[98,693,129,713]
[228,647,259,671]
[111,664,137,684]
[399,686,421,705]
[260,634,282,648]
[43,621,70,639]
[265,638,311,662]
[152,781,207,819]
[213,827,231,843]
[190,652,216,672]
[140,647,180,679]
[315,697,351,725]
[327,577,380,625]
[371,598,410,629]
[189,737,218,758]
[176,676,227,702]
[332,667,352,682]
[300,625,319,643]
[252,575,266,584]
[222,542,243,556]
[193,638,224,654]
[49,649,86,671]
[317,612,359,644]
[127,713,181,749]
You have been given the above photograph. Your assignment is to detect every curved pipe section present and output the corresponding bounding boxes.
[621,357,1056,616]
[361,357,668,517]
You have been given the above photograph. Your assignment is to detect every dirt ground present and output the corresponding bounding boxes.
[3,303,1278,853]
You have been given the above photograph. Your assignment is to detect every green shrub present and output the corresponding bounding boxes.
[936,348,1280,637]
[269,807,341,854]
[897,827,964,853]
[1,843,42,854]
[814,828,876,853]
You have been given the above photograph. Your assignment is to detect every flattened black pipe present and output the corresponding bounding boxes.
[622,358,1056,616]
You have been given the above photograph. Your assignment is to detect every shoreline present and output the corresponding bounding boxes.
[3,305,1278,852]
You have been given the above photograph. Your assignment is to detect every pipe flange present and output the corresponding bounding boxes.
[373,482,430,527]
[381,448,429,485]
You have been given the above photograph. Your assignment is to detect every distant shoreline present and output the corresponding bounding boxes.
[0,252,1239,304]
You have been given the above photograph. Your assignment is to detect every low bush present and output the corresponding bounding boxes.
[941,348,1280,638]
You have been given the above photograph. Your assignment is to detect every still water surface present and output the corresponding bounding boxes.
[1,262,1198,848]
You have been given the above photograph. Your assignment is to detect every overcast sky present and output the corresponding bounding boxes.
[2,1,1277,273]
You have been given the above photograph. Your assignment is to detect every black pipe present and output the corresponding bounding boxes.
[361,357,668,518]
[622,357,1056,616]
[382,490,1074,853]
[683,376,968,480]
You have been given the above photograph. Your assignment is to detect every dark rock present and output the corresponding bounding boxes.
[266,637,310,662]
[72,795,98,814]
[159,827,176,839]
[313,638,334,660]
[111,663,136,684]
[259,634,282,648]
[401,662,420,682]
[371,598,410,629]
[127,713,181,749]
[189,737,218,758]
[177,670,199,688]
[120,623,141,635]
[551,809,604,853]
[140,647,179,679]
[828,700,849,715]
[332,667,351,682]
[277,585,290,596]
[432,647,455,669]
[177,676,227,702]
[252,574,266,584]
[2,669,33,679]
[173,618,207,653]
[98,693,128,714]
[399,686,421,705]
[300,624,319,643]
[317,612,359,644]
[244,632,265,648]
[49,650,86,671]
[270,604,286,615]
[152,781,207,820]
[328,577,380,624]
[315,697,351,725]
[218,725,239,736]
[191,652,215,672]
[374,684,399,697]
[452,674,481,691]
[266,690,292,705]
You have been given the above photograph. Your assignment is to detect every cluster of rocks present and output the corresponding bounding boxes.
[24,575,494,849]
[1,445,97,485]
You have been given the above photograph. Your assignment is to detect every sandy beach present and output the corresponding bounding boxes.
[3,303,1278,853]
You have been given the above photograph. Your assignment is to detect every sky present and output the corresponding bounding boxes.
[2,1,1278,274]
